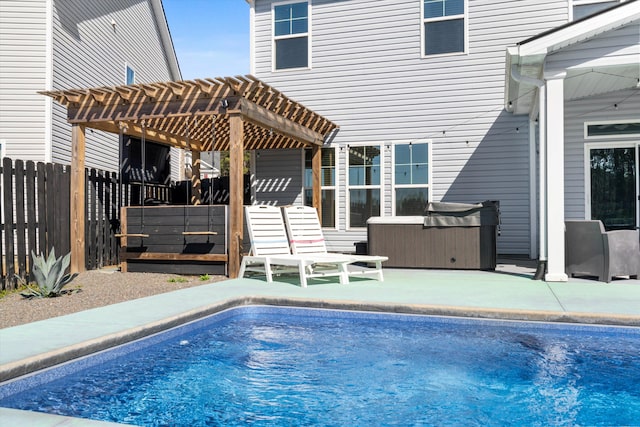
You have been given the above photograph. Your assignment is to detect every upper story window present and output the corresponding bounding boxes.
[304,147,336,227]
[422,0,466,56]
[273,1,310,71]
[394,142,431,215]
[125,64,135,85]
[572,0,623,20]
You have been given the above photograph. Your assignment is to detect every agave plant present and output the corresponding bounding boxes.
[19,249,78,298]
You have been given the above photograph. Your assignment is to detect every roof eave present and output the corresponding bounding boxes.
[517,1,640,58]
[151,0,182,81]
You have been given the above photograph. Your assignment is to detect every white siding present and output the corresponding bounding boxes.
[564,88,640,221]
[51,0,176,175]
[252,0,571,254]
[0,0,47,161]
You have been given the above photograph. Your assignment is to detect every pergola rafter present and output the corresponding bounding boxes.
[41,75,338,278]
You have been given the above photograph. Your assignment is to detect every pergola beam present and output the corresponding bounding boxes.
[86,120,202,151]
[65,96,241,126]
[238,98,324,146]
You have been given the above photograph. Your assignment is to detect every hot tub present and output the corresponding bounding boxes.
[367,201,499,270]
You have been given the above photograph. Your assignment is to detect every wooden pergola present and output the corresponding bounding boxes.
[41,75,338,278]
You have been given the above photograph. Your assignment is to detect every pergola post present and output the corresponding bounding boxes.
[70,124,86,273]
[228,113,244,278]
[312,144,322,222]
[190,151,202,205]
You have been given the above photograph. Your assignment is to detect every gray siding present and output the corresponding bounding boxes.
[0,0,47,161]
[254,149,303,205]
[564,88,640,221]
[252,0,570,254]
[51,0,177,175]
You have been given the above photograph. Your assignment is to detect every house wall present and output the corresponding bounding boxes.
[51,0,178,176]
[252,0,571,254]
[546,21,640,221]
[254,149,304,206]
[564,88,640,221]
[0,0,48,161]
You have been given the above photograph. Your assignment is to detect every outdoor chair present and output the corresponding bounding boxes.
[565,220,640,283]
[282,205,388,281]
[239,205,355,287]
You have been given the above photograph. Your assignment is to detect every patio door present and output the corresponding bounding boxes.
[587,143,639,230]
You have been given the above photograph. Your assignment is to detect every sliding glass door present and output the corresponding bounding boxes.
[588,144,639,230]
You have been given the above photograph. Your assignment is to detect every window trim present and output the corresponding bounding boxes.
[391,140,432,216]
[420,0,468,58]
[584,120,640,139]
[125,63,135,85]
[271,0,312,72]
[302,146,338,230]
[346,143,384,230]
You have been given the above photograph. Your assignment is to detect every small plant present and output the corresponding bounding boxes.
[199,274,211,281]
[19,249,78,299]
[168,277,188,283]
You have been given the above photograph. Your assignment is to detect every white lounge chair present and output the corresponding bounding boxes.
[282,205,388,281]
[239,205,354,287]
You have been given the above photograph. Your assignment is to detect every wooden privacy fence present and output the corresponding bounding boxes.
[1,158,70,290]
[0,157,248,289]
[84,171,173,272]
[0,157,149,290]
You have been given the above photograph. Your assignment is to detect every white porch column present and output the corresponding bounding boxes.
[544,71,568,282]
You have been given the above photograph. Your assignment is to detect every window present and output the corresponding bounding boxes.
[585,121,640,139]
[125,64,135,85]
[348,145,381,228]
[394,142,430,215]
[572,0,622,20]
[587,144,638,230]
[422,0,466,56]
[304,147,336,227]
[273,1,309,70]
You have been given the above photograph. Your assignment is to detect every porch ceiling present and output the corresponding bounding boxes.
[40,75,339,152]
[508,62,640,115]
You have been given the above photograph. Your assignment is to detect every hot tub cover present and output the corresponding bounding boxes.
[423,201,500,227]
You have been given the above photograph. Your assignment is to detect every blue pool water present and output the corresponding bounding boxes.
[1,306,639,426]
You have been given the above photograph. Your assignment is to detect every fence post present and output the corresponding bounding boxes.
[2,158,15,289]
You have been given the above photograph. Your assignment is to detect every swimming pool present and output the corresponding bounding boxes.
[1,306,639,426]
